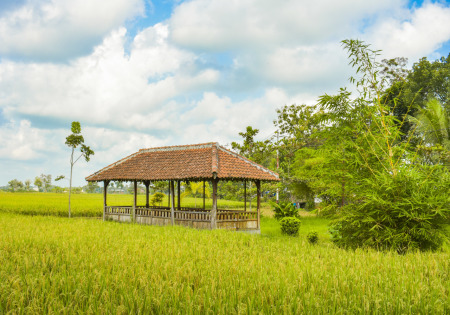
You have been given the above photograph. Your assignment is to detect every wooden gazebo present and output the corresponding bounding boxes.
[86,142,279,232]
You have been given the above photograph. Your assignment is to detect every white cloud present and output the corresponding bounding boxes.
[368,2,450,60]
[177,88,317,145]
[169,0,400,51]
[0,24,220,130]
[1,0,450,187]
[234,43,351,89]
[0,0,145,60]
[0,119,61,160]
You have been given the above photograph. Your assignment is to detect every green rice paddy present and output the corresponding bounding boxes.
[0,192,448,314]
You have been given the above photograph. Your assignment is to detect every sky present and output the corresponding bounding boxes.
[1,0,450,187]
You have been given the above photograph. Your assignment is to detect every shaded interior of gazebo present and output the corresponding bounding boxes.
[86,142,280,232]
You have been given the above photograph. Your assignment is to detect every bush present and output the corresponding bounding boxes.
[280,217,301,236]
[307,232,319,244]
[151,192,165,206]
[271,202,299,220]
[330,166,450,253]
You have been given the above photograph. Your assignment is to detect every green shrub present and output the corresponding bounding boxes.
[330,166,450,253]
[271,202,299,220]
[307,232,319,244]
[280,217,301,236]
[151,192,165,206]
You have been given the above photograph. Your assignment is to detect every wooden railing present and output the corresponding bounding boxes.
[105,206,257,222]
[105,206,131,215]
[136,208,172,218]
[174,210,211,221]
[217,210,257,222]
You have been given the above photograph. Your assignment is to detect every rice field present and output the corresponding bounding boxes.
[0,192,264,217]
[0,212,448,314]
[0,192,448,313]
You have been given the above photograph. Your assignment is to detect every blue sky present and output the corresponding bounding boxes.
[1,0,450,186]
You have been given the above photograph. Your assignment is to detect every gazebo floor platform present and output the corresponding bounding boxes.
[105,206,258,231]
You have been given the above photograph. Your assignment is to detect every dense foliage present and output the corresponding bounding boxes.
[280,217,301,236]
[314,40,450,252]
[230,39,450,252]
[307,232,319,244]
[271,202,299,220]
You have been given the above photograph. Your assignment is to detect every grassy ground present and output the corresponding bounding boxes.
[0,192,270,217]
[0,212,448,314]
[1,192,448,313]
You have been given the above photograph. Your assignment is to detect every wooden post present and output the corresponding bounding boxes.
[170,180,175,225]
[203,180,206,210]
[103,180,109,221]
[256,180,261,230]
[211,178,218,229]
[168,181,171,208]
[145,181,150,208]
[244,180,247,212]
[177,180,181,210]
[133,180,137,222]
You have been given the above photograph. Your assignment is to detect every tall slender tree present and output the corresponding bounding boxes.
[65,122,94,218]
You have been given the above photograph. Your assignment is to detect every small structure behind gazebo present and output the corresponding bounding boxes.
[86,142,279,232]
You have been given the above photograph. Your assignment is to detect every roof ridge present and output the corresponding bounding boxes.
[211,142,219,176]
[140,142,218,153]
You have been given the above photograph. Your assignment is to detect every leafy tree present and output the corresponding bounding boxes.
[181,182,211,207]
[52,186,64,193]
[380,57,409,86]
[231,126,276,206]
[151,192,165,206]
[85,182,99,193]
[314,39,449,253]
[274,104,322,206]
[382,53,450,140]
[34,176,43,192]
[231,126,272,166]
[408,98,450,168]
[153,181,168,193]
[408,99,450,148]
[72,187,82,194]
[35,174,52,192]
[65,122,94,217]
[116,181,124,191]
[8,179,23,192]
[24,179,31,191]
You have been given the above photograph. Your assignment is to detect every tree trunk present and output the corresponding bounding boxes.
[68,148,74,218]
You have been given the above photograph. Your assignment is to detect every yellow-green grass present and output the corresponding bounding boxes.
[0,192,269,217]
[0,213,448,314]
